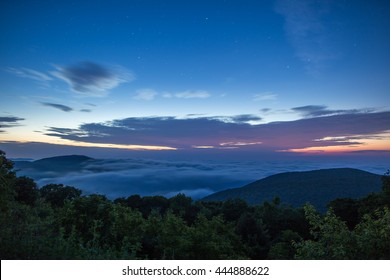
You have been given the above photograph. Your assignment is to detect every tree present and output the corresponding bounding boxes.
[294,204,355,259]
[141,210,163,259]
[139,196,169,218]
[158,210,189,259]
[382,170,390,196]
[110,204,144,258]
[40,183,82,207]
[354,207,390,259]
[114,194,142,209]
[0,150,16,210]
[328,198,359,229]
[60,194,114,245]
[221,198,249,222]
[268,230,302,259]
[294,205,390,260]
[13,176,39,206]
[169,193,192,216]
[256,199,309,239]
[169,193,199,224]
[0,150,15,179]
[195,200,223,219]
[186,214,244,259]
[236,211,270,259]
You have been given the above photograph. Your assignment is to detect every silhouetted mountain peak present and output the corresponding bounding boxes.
[33,155,93,165]
[14,155,95,177]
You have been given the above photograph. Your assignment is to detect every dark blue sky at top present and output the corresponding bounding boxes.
[2,1,284,87]
[2,0,389,91]
[0,0,390,159]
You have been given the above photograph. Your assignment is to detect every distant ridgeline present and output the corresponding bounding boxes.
[203,168,382,212]
[14,155,93,175]
[13,155,95,182]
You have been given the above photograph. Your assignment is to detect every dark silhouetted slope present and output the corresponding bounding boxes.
[14,155,94,178]
[34,154,92,165]
[203,168,382,211]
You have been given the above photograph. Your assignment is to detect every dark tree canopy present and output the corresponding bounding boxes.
[40,183,82,207]
[13,176,39,206]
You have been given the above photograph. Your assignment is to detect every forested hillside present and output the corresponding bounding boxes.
[1,150,390,259]
[203,168,382,212]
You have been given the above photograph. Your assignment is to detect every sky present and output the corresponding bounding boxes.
[1,0,390,160]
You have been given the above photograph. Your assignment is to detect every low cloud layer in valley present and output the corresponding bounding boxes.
[14,156,390,200]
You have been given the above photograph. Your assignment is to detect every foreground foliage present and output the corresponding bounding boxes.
[1,150,389,259]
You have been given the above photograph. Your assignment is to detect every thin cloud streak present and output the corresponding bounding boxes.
[134,88,158,101]
[292,105,372,117]
[253,93,277,101]
[5,67,52,82]
[174,90,210,99]
[229,114,263,123]
[40,102,73,112]
[132,89,211,100]
[0,116,25,133]
[163,90,211,99]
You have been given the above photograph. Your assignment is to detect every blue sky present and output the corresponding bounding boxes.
[1,0,390,159]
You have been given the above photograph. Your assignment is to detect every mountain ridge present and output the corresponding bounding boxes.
[202,168,382,211]
[14,155,94,178]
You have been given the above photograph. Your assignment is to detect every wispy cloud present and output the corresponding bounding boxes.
[260,108,272,113]
[275,0,338,73]
[40,102,73,112]
[134,88,158,101]
[0,116,25,133]
[253,93,277,101]
[219,141,263,147]
[163,90,211,99]
[134,89,211,100]
[5,62,134,96]
[229,114,263,123]
[174,90,210,99]
[212,114,262,124]
[5,67,52,85]
[51,61,134,96]
[292,105,372,117]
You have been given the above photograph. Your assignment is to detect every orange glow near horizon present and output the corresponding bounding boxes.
[0,138,177,151]
[284,133,390,154]
[60,141,178,151]
[0,128,177,151]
